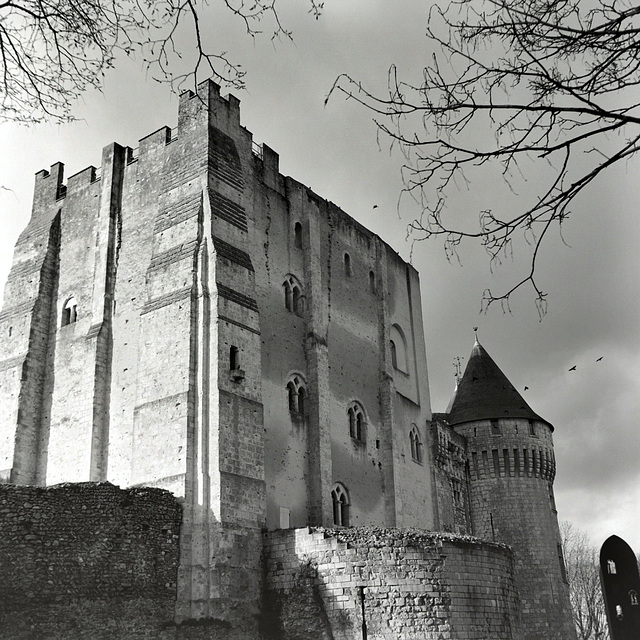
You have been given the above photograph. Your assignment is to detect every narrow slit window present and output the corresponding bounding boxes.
[369,270,376,293]
[230,346,240,370]
[344,252,352,277]
[294,222,303,249]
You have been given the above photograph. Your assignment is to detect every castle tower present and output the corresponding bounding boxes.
[446,339,577,640]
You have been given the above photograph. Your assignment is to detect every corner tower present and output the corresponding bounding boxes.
[447,339,576,640]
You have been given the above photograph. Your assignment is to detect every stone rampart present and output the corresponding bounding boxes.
[0,482,182,639]
[263,527,519,640]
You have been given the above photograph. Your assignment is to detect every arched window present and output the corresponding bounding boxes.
[344,253,352,277]
[62,296,78,327]
[348,402,366,442]
[369,270,376,294]
[294,222,303,249]
[630,590,639,606]
[331,483,350,527]
[283,275,304,315]
[409,424,423,463]
[608,560,617,574]
[286,375,306,417]
[390,324,408,372]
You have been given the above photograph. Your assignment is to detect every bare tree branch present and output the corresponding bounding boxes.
[328,0,640,315]
[0,0,324,124]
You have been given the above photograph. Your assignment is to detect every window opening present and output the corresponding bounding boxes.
[331,484,350,526]
[390,340,397,368]
[491,419,500,434]
[348,403,366,442]
[608,559,617,574]
[62,296,78,326]
[630,590,639,606]
[287,375,306,417]
[529,420,536,436]
[369,270,376,293]
[409,425,423,463]
[230,346,239,370]
[294,222,302,249]
[616,605,624,620]
[451,478,463,506]
[344,253,352,277]
[389,324,408,372]
[283,276,303,315]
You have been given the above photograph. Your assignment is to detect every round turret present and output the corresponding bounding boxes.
[447,340,576,640]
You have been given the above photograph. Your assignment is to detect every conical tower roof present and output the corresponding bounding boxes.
[446,340,553,430]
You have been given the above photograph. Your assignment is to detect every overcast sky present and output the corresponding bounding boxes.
[1,0,639,551]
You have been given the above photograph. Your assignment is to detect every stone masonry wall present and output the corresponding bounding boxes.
[263,527,519,640]
[0,482,182,639]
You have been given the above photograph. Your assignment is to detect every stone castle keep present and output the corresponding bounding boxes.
[0,81,576,639]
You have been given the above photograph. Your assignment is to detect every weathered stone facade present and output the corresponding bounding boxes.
[0,81,575,639]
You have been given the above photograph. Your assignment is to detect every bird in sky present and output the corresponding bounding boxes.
[569,365,577,371]
[524,386,529,391]
[372,204,378,209]
[596,356,603,362]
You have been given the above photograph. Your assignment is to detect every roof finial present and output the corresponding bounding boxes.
[473,326,479,344]
[453,356,464,383]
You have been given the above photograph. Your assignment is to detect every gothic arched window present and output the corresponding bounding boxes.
[283,275,304,315]
[348,402,366,442]
[410,424,423,463]
[331,483,350,527]
[286,375,306,417]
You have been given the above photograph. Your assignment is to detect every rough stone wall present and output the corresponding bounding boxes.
[263,527,519,640]
[251,167,435,531]
[0,482,181,639]
[454,417,576,640]
[431,418,471,534]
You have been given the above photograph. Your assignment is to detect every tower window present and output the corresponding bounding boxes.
[409,425,423,463]
[344,253,352,277]
[331,483,350,527]
[294,222,303,249]
[607,559,617,574]
[283,276,304,315]
[630,590,639,606]
[286,375,306,417]
[529,420,536,436]
[491,419,500,435]
[348,402,366,442]
[369,270,376,293]
[62,297,78,327]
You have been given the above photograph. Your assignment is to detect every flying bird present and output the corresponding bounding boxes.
[596,356,603,362]
[372,204,379,209]
[524,386,529,391]
[568,365,577,372]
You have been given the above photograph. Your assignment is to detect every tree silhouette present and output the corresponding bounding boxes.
[330,0,640,314]
[561,522,610,640]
